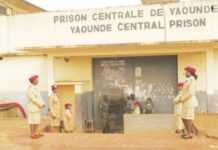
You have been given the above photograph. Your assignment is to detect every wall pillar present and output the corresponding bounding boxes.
[47,55,55,95]
[206,49,217,113]
[75,84,84,131]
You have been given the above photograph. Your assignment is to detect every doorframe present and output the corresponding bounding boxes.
[55,81,85,131]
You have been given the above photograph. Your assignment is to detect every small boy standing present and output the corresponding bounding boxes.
[63,103,75,133]
[174,82,185,134]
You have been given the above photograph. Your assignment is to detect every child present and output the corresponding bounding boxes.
[48,85,61,132]
[174,82,185,134]
[63,103,75,133]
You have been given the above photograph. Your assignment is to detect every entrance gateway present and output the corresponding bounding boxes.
[93,55,178,132]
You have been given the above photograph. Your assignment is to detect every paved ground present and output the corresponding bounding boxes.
[0,119,218,150]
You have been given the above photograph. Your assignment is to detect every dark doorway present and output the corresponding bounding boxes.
[93,55,178,132]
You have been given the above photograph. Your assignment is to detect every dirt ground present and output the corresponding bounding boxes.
[0,119,218,150]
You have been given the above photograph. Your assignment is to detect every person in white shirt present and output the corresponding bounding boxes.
[27,75,45,139]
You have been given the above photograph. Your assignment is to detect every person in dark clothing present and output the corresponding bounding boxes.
[99,95,110,133]
[144,98,154,114]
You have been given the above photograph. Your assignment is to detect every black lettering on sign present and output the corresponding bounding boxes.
[212,5,218,13]
[170,5,212,15]
[53,14,87,24]
[91,10,144,21]
[117,21,164,31]
[169,18,206,28]
[70,24,112,34]
[150,8,164,16]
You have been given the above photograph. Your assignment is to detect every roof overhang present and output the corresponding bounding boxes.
[2,0,46,12]
[141,0,178,4]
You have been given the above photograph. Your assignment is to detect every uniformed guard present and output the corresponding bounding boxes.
[48,84,61,132]
[178,66,199,139]
[174,83,185,134]
[99,95,110,133]
[27,75,45,139]
[63,103,75,133]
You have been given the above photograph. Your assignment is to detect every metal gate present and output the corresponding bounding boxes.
[93,56,178,132]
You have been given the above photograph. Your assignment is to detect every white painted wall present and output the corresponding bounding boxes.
[0,56,48,92]
[0,16,9,53]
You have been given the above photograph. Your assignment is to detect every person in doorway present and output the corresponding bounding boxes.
[177,66,199,139]
[125,96,134,113]
[48,84,61,132]
[27,75,45,139]
[99,95,110,133]
[130,94,141,114]
[144,97,154,114]
[174,83,185,134]
[63,103,75,133]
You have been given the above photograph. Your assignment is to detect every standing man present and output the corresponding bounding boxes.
[27,75,45,139]
[178,66,199,139]
[48,85,61,132]
[99,95,110,133]
[144,97,154,114]
[125,96,134,113]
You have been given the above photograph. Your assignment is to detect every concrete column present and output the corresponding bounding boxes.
[206,49,218,113]
[75,84,83,131]
[47,55,55,95]
[206,49,216,95]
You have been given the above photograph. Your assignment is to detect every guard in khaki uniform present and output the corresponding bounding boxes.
[27,75,45,139]
[63,103,75,133]
[177,66,199,139]
[48,85,61,132]
[174,83,185,134]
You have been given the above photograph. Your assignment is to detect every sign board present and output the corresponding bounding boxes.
[165,1,218,41]
[0,0,218,52]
